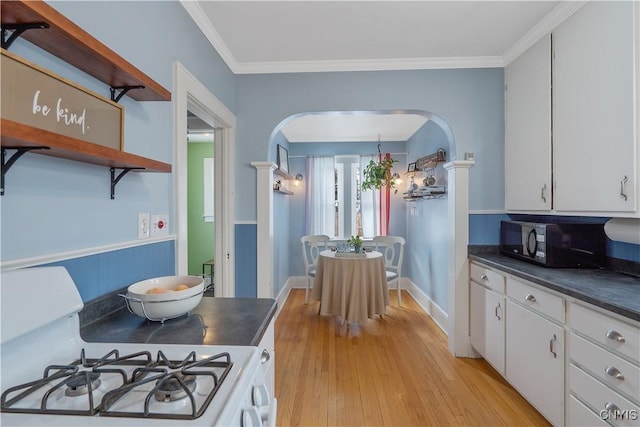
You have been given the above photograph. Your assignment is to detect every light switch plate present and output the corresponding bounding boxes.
[137,213,150,239]
[150,214,169,237]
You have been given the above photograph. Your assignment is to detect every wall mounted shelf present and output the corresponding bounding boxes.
[274,188,294,195]
[0,0,171,102]
[274,168,293,180]
[1,119,171,198]
[0,0,172,198]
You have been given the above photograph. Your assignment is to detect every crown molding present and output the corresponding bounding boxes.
[183,0,587,75]
[179,0,240,73]
[233,56,504,75]
[502,0,588,66]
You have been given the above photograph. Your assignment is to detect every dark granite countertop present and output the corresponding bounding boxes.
[469,252,640,322]
[80,297,277,347]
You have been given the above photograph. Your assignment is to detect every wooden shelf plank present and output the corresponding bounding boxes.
[1,119,171,172]
[1,0,171,102]
[274,188,294,195]
[274,168,293,180]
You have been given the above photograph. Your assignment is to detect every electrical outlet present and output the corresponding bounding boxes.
[150,214,169,237]
[137,213,150,239]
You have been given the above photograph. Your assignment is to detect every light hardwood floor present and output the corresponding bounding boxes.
[275,289,551,427]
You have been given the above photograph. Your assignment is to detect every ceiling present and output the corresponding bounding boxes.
[180,1,583,143]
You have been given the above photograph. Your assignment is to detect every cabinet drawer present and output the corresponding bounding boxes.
[570,333,640,403]
[569,302,639,363]
[470,263,505,293]
[567,394,609,427]
[507,277,564,323]
[569,364,640,427]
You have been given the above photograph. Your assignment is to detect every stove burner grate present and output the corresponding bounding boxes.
[0,349,234,420]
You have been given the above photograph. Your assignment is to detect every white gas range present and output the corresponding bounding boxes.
[0,267,276,427]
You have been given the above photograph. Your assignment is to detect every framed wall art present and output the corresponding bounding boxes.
[277,144,289,174]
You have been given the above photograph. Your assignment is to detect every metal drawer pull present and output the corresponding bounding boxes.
[606,330,626,343]
[525,294,536,302]
[541,184,547,203]
[549,334,557,358]
[495,303,501,321]
[605,366,625,380]
[261,349,270,364]
[620,175,628,201]
[605,402,620,413]
[480,274,488,281]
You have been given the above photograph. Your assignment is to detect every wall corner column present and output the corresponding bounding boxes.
[251,161,276,298]
[444,160,475,357]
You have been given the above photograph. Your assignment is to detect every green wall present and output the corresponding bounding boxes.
[188,143,214,276]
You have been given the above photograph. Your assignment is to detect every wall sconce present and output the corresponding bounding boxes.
[392,173,402,186]
[294,173,303,186]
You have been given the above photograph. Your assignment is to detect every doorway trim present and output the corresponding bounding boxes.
[174,61,236,296]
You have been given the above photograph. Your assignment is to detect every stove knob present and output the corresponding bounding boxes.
[253,383,270,407]
[242,406,261,427]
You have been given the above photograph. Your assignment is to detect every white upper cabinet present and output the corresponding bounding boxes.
[505,34,552,212]
[553,1,637,214]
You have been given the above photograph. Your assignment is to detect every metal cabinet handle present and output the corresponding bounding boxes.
[605,366,625,380]
[541,184,547,203]
[606,329,626,343]
[620,175,628,201]
[261,349,270,364]
[605,402,620,413]
[525,294,536,302]
[480,274,488,281]
[495,302,501,321]
[549,334,557,358]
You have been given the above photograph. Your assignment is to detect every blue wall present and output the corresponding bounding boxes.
[404,121,452,310]
[46,241,175,302]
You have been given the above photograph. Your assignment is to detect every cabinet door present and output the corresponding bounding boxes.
[553,1,637,213]
[470,282,505,375]
[506,300,564,426]
[505,34,552,212]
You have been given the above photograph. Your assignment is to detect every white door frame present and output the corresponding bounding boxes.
[174,61,236,297]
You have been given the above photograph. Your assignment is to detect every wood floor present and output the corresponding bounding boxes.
[275,289,551,427]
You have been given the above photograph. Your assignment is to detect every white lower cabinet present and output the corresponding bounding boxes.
[506,299,565,426]
[567,302,640,427]
[470,281,505,375]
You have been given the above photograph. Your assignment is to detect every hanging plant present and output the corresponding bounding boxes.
[361,144,399,193]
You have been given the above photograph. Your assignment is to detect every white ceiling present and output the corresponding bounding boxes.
[180,1,584,142]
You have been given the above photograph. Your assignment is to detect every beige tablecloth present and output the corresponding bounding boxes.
[311,250,389,324]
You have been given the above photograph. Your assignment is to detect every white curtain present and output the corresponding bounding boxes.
[306,156,336,236]
[360,155,380,238]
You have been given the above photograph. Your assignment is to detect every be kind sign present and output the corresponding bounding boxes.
[1,49,123,150]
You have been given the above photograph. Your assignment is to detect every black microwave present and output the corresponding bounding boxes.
[499,220,606,268]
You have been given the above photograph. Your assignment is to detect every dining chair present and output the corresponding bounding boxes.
[373,235,405,305]
[300,234,330,304]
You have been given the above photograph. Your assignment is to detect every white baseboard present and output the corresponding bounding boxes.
[281,276,448,336]
[404,279,448,336]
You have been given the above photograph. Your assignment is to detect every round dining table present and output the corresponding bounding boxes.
[311,249,389,324]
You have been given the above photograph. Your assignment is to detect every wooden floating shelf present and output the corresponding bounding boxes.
[1,119,171,172]
[274,188,294,195]
[1,0,171,102]
[274,168,293,180]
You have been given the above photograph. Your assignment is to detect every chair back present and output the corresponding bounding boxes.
[301,235,330,274]
[373,235,405,276]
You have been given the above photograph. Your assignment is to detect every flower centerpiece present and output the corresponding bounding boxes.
[347,235,363,253]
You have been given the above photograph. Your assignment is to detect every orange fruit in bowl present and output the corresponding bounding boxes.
[146,287,171,294]
[175,284,190,291]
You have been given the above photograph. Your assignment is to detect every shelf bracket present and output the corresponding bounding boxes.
[110,167,143,199]
[1,146,50,196]
[110,85,145,103]
[1,23,50,50]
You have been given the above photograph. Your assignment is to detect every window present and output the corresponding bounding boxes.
[307,155,379,239]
